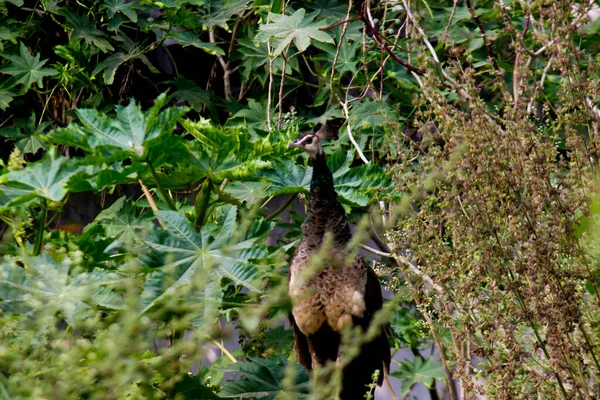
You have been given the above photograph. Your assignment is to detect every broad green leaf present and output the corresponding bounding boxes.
[0,255,123,324]
[233,36,297,85]
[91,197,153,245]
[220,357,310,399]
[140,209,270,313]
[0,91,14,109]
[260,159,311,196]
[199,0,251,30]
[101,0,140,22]
[390,356,445,396]
[60,9,114,52]
[264,326,294,354]
[224,181,269,206]
[0,112,50,154]
[92,52,127,85]
[167,31,225,55]
[173,77,218,118]
[0,148,81,208]
[230,99,275,134]
[46,94,189,158]
[0,43,58,90]
[255,9,334,56]
[349,99,400,129]
[261,151,392,206]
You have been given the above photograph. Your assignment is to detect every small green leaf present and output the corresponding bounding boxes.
[0,43,58,90]
[101,0,140,22]
[390,356,445,396]
[167,31,225,55]
[0,112,50,154]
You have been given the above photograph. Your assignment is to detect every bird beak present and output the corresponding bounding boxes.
[287,141,298,149]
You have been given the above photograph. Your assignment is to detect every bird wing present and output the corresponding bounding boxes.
[342,257,391,390]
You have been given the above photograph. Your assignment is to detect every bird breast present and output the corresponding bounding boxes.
[289,248,368,335]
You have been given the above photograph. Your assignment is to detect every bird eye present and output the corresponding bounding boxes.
[305,137,313,144]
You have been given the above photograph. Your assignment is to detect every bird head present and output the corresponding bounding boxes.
[287,132,323,159]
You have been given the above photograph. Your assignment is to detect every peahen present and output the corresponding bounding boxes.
[287,126,391,400]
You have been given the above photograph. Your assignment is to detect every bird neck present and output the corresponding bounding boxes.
[304,153,352,246]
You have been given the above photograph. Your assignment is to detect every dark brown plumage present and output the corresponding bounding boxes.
[287,132,391,400]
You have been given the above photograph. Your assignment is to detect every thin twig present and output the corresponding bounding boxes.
[209,30,231,101]
[328,0,353,105]
[211,339,237,363]
[443,0,459,47]
[138,178,168,230]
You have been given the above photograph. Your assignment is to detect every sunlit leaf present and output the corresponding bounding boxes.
[255,9,334,56]
[0,148,81,208]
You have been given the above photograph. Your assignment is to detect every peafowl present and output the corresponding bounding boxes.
[287,126,391,400]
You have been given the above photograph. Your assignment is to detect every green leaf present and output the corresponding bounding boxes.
[220,357,310,399]
[261,151,391,207]
[140,208,270,313]
[46,94,189,158]
[390,356,445,396]
[101,0,140,23]
[264,326,294,354]
[92,52,127,85]
[0,112,50,154]
[199,0,251,30]
[255,9,334,56]
[91,197,153,245]
[0,148,81,208]
[349,98,400,129]
[60,9,114,52]
[224,181,269,207]
[0,255,123,324]
[173,77,218,118]
[0,91,14,109]
[260,159,311,196]
[167,31,225,55]
[0,43,58,90]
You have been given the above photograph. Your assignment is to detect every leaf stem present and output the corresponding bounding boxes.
[265,193,297,221]
[146,161,177,211]
[33,199,47,256]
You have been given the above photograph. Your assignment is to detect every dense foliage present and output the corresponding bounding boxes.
[1,0,600,398]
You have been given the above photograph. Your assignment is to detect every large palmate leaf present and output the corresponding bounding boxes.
[46,93,189,158]
[224,181,269,207]
[0,43,58,90]
[60,9,114,52]
[0,255,123,324]
[261,150,392,207]
[89,196,153,246]
[255,9,334,56]
[139,208,270,314]
[390,356,445,397]
[220,357,310,399]
[260,159,311,196]
[182,119,280,180]
[0,147,82,209]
